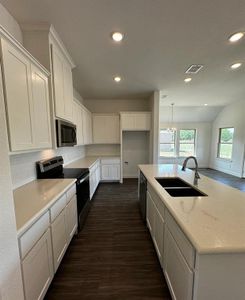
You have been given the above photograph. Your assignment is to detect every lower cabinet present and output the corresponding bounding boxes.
[20,184,77,299]
[100,158,120,181]
[146,191,164,266]
[51,209,68,272]
[89,160,100,199]
[66,195,78,243]
[22,229,53,300]
[164,228,193,300]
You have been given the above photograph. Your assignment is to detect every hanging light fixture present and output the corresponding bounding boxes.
[167,103,176,132]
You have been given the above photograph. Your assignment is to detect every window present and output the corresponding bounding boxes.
[159,128,196,157]
[159,129,176,157]
[218,127,234,160]
[179,129,196,157]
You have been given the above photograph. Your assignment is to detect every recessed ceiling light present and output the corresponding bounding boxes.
[230,62,242,69]
[111,32,124,42]
[204,103,208,106]
[229,32,244,43]
[114,76,121,82]
[184,77,192,83]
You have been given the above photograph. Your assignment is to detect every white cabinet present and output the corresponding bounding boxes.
[22,229,53,300]
[51,209,68,272]
[89,160,100,199]
[51,44,73,122]
[164,228,193,300]
[1,38,51,152]
[120,112,151,131]
[101,158,120,181]
[146,191,164,266]
[93,114,120,144]
[31,64,52,149]
[82,107,92,145]
[66,195,78,243]
[72,100,84,145]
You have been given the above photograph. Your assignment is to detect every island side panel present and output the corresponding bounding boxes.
[193,253,245,300]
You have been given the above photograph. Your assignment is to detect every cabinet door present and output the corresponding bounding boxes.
[51,209,68,272]
[31,64,52,149]
[134,114,151,130]
[88,111,93,144]
[110,165,120,180]
[101,165,110,180]
[146,192,154,234]
[63,61,73,122]
[66,195,78,243]
[1,39,34,151]
[83,108,92,145]
[164,228,193,300]
[153,204,164,266]
[93,115,119,144]
[121,114,135,130]
[22,229,53,300]
[52,45,65,119]
[73,102,84,145]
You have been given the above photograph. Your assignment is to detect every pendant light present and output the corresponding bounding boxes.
[167,103,176,132]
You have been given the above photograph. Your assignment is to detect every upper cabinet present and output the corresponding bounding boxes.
[0,38,51,152]
[22,24,76,124]
[120,112,151,131]
[51,44,73,122]
[72,100,84,145]
[82,107,92,145]
[93,114,120,144]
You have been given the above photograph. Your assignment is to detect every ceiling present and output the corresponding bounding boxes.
[1,0,245,104]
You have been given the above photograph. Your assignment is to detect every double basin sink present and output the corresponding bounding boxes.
[155,177,207,197]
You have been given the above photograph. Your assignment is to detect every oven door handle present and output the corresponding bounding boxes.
[78,174,90,184]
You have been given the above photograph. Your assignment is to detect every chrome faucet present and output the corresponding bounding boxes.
[182,156,200,185]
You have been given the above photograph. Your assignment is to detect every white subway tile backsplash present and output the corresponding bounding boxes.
[10,146,85,189]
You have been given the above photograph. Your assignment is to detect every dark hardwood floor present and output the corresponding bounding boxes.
[198,168,245,191]
[45,179,171,300]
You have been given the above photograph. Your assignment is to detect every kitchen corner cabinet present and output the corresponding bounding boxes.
[93,114,120,144]
[0,38,51,152]
[120,112,151,131]
[52,43,73,122]
[101,158,120,181]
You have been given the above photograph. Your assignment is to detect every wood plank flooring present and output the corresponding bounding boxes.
[198,168,245,191]
[45,179,171,300]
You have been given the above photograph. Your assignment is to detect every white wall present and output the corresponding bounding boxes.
[83,98,150,113]
[122,131,150,178]
[10,146,85,189]
[158,122,212,168]
[0,67,24,300]
[0,3,23,44]
[209,99,245,177]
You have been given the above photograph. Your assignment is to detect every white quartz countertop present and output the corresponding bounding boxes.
[14,178,76,236]
[139,164,245,254]
[66,155,120,169]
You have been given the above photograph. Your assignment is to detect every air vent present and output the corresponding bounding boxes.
[185,64,203,74]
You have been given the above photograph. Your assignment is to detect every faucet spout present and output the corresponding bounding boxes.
[181,156,200,185]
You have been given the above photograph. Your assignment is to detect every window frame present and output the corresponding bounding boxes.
[217,127,234,160]
[159,128,177,157]
[159,128,197,158]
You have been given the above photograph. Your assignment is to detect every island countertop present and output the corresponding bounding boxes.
[139,164,245,254]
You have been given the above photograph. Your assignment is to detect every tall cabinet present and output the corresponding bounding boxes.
[0,34,51,152]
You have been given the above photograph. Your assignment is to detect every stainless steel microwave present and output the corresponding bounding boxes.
[56,119,77,147]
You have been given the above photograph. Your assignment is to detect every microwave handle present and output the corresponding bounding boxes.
[72,128,76,143]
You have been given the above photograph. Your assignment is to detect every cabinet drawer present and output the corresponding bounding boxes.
[50,193,67,222]
[19,211,50,259]
[100,157,120,164]
[66,184,76,203]
[165,210,195,269]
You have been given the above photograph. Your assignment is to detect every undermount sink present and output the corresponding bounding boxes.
[155,177,207,197]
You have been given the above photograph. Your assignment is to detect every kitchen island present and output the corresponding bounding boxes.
[139,164,245,300]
